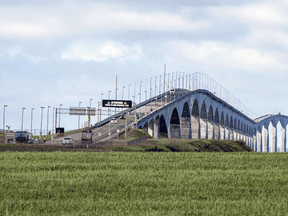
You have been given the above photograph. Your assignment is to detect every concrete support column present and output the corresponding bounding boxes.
[148,121,154,137]
[224,127,229,140]
[233,131,237,141]
[191,115,199,139]
[219,125,224,140]
[280,127,285,153]
[256,131,262,152]
[180,117,191,139]
[199,118,207,139]
[169,124,181,138]
[207,121,213,140]
[213,123,220,140]
[263,127,268,152]
[154,118,159,139]
[271,125,276,153]
[229,129,233,140]
[253,135,256,151]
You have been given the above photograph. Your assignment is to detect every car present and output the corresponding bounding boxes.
[62,138,74,145]
[120,115,125,119]
[170,89,175,94]
[110,118,117,124]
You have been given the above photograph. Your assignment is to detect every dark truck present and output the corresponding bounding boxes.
[15,131,29,143]
[81,129,94,144]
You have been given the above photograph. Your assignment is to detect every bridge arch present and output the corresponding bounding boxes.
[160,115,168,138]
[200,101,207,119]
[215,108,219,123]
[192,99,199,116]
[169,108,180,138]
[180,102,191,138]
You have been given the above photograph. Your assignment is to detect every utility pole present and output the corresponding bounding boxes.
[52,107,55,143]
[40,107,45,143]
[21,107,26,131]
[115,74,117,115]
[150,78,152,99]
[155,76,157,97]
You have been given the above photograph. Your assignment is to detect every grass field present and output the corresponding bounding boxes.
[1,152,288,215]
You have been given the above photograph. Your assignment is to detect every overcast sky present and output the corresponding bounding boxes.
[1,0,288,132]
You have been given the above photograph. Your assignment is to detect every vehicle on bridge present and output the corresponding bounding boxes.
[5,130,16,143]
[62,137,74,145]
[15,131,29,143]
[81,130,94,144]
[110,118,117,124]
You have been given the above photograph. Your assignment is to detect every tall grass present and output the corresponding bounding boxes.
[0,152,288,215]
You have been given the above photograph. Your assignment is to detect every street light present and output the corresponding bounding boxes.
[134,82,137,104]
[159,75,162,94]
[21,107,26,131]
[145,79,147,101]
[155,76,157,97]
[89,99,93,127]
[47,106,51,137]
[128,84,131,100]
[122,86,125,100]
[40,107,45,143]
[150,78,152,99]
[78,102,82,129]
[3,105,7,143]
[108,90,111,99]
[30,108,35,135]
[59,104,63,127]
[140,81,142,103]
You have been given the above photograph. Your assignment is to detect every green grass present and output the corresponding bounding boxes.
[0,152,288,215]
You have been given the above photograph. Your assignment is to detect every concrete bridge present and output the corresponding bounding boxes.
[135,89,287,152]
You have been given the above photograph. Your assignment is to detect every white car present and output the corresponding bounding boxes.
[62,138,74,145]
[110,118,117,124]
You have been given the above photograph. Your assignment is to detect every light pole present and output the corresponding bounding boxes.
[150,78,152,99]
[134,82,137,104]
[47,106,51,137]
[140,81,142,103]
[30,108,35,135]
[21,107,26,131]
[40,107,45,143]
[179,72,181,88]
[108,90,111,99]
[176,72,178,88]
[159,75,162,94]
[128,84,131,100]
[58,104,62,127]
[89,99,93,127]
[52,107,55,142]
[3,105,7,143]
[155,76,157,97]
[172,72,174,89]
[78,102,82,129]
[145,79,147,101]
[122,86,125,100]
[168,73,170,91]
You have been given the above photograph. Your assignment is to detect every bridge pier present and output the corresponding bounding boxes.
[224,127,229,140]
[199,118,207,139]
[233,131,237,141]
[180,117,191,139]
[229,129,234,140]
[169,124,181,138]
[263,127,268,152]
[271,125,276,152]
[253,135,256,151]
[256,131,262,152]
[154,118,159,139]
[191,115,199,139]
[148,121,154,137]
[280,127,286,152]
[213,123,220,140]
[219,125,224,140]
[207,121,213,139]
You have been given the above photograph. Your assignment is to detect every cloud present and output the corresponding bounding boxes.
[61,41,142,63]
[7,47,48,63]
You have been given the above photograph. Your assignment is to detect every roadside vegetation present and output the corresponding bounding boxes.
[0,152,287,215]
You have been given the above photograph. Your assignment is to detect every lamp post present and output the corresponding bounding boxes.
[89,99,93,127]
[21,107,26,131]
[122,86,125,100]
[140,81,142,103]
[145,79,147,101]
[30,108,35,135]
[172,72,174,89]
[46,106,51,137]
[52,107,55,142]
[155,76,157,97]
[159,75,162,94]
[3,105,7,143]
[58,104,62,127]
[108,90,111,99]
[78,102,82,129]
[134,82,137,104]
[150,78,152,99]
[176,72,178,88]
[128,84,131,100]
[40,107,45,143]
[168,73,170,91]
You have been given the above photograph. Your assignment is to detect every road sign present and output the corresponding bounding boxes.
[69,107,86,115]
[102,100,132,108]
